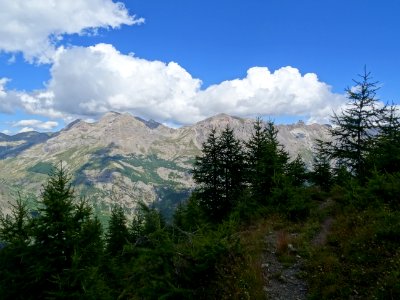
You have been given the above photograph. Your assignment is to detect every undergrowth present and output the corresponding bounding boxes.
[305,188,400,299]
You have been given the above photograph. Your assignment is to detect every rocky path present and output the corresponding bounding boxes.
[262,231,307,300]
[262,198,335,299]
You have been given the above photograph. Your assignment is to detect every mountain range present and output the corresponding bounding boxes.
[0,112,331,219]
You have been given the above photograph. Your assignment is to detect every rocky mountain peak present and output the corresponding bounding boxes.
[98,111,123,124]
[193,113,249,130]
[101,111,121,118]
[97,111,160,131]
[64,118,85,130]
[0,111,332,218]
[201,113,242,123]
[135,116,162,129]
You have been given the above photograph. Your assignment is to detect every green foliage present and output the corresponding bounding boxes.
[173,193,208,231]
[270,176,313,221]
[0,197,34,299]
[341,171,400,210]
[230,189,262,223]
[218,126,246,206]
[327,68,383,180]
[365,171,400,210]
[192,128,223,218]
[245,118,289,203]
[286,154,308,187]
[0,196,31,245]
[369,104,400,174]
[332,164,353,186]
[152,187,191,222]
[0,164,109,299]
[311,140,333,191]
[307,205,400,299]
[193,126,246,221]
[2,82,400,299]
[106,205,129,256]
[28,161,55,175]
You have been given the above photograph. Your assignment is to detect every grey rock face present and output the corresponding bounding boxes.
[0,113,330,216]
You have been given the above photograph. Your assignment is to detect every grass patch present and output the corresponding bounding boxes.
[305,204,400,299]
[27,162,54,175]
[216,219,273,299]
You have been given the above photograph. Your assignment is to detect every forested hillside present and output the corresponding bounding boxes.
[0,70,399,299]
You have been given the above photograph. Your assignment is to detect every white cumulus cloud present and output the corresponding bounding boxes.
[196,67,346,124]
[23,44,203,122]
[0,78,20,113]
[13,119,58,130]
[0,0,143,63]
[0,78,8,98]
[4,43,348,125]
[18,127,35,133]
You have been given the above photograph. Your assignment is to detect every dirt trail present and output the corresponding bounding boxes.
[262,198,335,299]
[313,197,334,246]
[262,231,307,300]
[312,217,333,246]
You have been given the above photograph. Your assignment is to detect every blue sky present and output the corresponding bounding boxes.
[0,0,399,134]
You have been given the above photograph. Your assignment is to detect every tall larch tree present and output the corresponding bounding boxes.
[328,68,383,180]
[245,119,289,203]
[106,205,129,257]
[311,140,333,191]
[371,103,400,173]
[30,165,106,299]
[192,128,223,219]
[192,126,245,220]
[218,125,246,210]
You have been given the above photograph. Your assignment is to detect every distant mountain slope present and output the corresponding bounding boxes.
[0,131,53,159]
[0,112,330,218]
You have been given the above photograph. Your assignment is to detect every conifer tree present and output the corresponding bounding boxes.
[0,197,34,299]
[129,203,166,247]
[0,165,108,299]
[106,205,129,256]
[0,197,31,246]
[193,126,245,220]
[245,118,268,201]
[286,154,308,187]
[192,128,222,217]
[311,140,333,191]
[263,121,290,174]
[328,68,382,180]
[371,104,400,173]
[245,119,288,203]
[30,164,104,298]
[218,125,246,208]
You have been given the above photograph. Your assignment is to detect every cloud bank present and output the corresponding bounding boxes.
[0,78,7,97]
[1,43,347,125]
[0,0,143,63]
[0,0,347,127]
[0,78,17,113]
[13,119,58,131]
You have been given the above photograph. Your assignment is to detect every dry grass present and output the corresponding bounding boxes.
[276,230,290,255]
[218,219,273,300]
